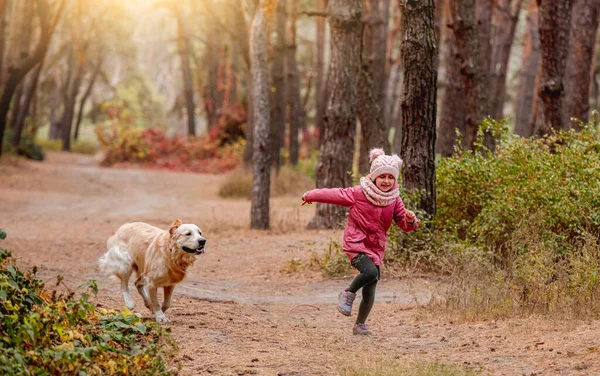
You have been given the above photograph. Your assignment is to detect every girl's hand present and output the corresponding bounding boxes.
[405,210,416,222]
[301,193,312,206]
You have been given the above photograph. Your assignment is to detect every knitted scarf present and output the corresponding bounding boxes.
[359,176,398,207]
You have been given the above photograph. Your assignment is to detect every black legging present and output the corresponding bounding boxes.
[347,253,380,325]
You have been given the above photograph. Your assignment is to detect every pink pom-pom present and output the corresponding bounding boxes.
[369,148,385,163]
[392,154,403,169]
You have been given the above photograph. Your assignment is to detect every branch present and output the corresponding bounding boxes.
[300,10,329,17]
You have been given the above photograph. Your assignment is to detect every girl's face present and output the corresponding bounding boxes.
[374,174,396,192]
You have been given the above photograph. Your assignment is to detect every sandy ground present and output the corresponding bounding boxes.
[1,152,599,376]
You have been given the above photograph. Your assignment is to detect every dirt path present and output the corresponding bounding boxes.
[1,153,599,375]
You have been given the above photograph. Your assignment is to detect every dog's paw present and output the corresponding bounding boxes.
[155,314,171,323]
[125,300,136,310]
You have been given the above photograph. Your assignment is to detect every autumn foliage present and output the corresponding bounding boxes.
[95,103,246,174]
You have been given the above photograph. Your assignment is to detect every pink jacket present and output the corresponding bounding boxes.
[304,185,418,266]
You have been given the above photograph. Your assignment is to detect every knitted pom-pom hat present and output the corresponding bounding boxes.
[369,148,402,180]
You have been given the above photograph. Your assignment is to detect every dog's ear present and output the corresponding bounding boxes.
[169,219,183,236]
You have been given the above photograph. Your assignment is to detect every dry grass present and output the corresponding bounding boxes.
[218,165,314,199]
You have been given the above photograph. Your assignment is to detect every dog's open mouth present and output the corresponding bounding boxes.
[183,246,205,255]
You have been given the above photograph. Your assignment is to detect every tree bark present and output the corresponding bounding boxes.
[358,66,388,174]
[9,0,32,133]
[399,0,437,216]
[475,0,493,75]
[314,0,328,147]
[358,0,390,174]
[514,0,540,136]
[449,0,489,151]
[61,50,85,152]
[489,0,524,120]
[308,0,362,229]
[0,0,64,157]
[0,0,7,89]
[250,0,273,230]
[286,0,305,165]
[50,70,70,140]
[389,61,404,154]
[271,0,287,171]
[563,0,600,129]
[74,54,103,140]
[12,60,44,148]
[176,5,196,137]
[532,0,575,137]
[203,0,224,129]
[437,0,466,156]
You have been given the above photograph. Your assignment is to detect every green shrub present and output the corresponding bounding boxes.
[387,119,600,318]
[36,138,100,155]
[3,131,45,161]
[309,240,353,277]
[0,239,176,375]
[437,121,600,262]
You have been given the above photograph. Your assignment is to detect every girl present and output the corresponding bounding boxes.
[302,148,418,335]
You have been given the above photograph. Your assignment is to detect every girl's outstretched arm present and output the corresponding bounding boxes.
[302,186,357,207]
[394,199,419,232]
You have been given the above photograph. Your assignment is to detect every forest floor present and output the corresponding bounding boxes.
[1,152,599,375]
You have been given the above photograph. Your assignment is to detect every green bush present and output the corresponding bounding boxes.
[36,137,99,155]
[0,238,176,375]
[386,119,600,317]
[3,131,45,161]
[309,240,353,277]
[437,121,600,262]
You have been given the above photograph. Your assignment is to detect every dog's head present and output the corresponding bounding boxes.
[169,219,206,255]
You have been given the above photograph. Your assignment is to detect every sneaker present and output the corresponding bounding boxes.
[337,289,356,316]
[353,323,373,335]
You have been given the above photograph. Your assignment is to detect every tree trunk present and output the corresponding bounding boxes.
[389,62,404,154]
[358,66,388,174]
[286,0,305,166]
[308,0,362,229]
[399,0,437,216]
[532,0,575,137]
[61,51,85,152]
[475,0,493,75]
[9,0,32,133]
[271,0,287,171]
[358,0,390,174]
[50,70,70,140]
[563,0,600,129]
[489,0,524,120]
[203,1,224,129]
[176,6,196,137]
[243,73,254,164]
[449,0,489,151]
[250,0,273,230]
[437,0,466,156]
[12,60,44,147]
[314,0,328,147]
[74,55,102,140]
[384,5,402,130]
[229,0,253,164]
[0,0,64,158]
[514,0,540,136]
[0,0,7,89]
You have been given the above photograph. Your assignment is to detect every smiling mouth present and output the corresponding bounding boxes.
[183,246,205,255]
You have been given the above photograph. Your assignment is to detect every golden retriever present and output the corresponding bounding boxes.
[99,219,206,322]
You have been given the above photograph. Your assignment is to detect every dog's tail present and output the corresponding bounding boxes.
[98,244,134,279]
